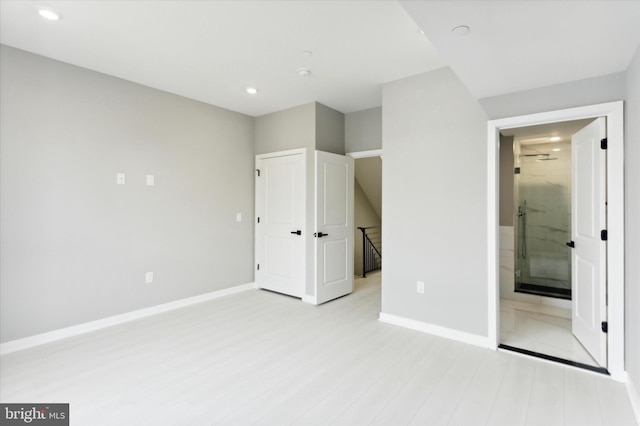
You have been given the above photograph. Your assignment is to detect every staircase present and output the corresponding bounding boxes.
[358,227,382,277]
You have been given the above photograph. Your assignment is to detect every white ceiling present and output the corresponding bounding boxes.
[1,2,639,118]
[0,0,445,117]
[401,0,640,99]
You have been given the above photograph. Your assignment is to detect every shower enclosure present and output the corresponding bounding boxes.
[514,140,572,299]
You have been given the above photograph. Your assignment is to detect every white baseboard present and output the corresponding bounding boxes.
[627,375,640,425]
[301,295,318,305]
[378,312,490,348]
[0,282,256,356]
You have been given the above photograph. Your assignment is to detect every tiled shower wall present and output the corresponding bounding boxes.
[515,141,572,291]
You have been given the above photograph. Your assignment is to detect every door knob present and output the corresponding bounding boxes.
[314,232,328,238]
[290,230,302,235]
[566,241,575,248]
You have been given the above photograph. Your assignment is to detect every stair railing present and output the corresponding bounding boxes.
[358,226,382,277]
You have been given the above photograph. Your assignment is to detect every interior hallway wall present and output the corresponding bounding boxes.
[382,68,488,336]
[0,46,256,342]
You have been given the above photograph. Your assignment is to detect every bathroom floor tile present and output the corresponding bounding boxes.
[499,299,599,368]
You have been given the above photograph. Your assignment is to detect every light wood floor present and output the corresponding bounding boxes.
[1,272,636,425]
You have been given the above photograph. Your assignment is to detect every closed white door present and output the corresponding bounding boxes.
[314,151,354,304]
[571,117,607,366]
[255,153,305,298]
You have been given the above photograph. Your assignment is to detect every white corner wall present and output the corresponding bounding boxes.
[381,68,489,340]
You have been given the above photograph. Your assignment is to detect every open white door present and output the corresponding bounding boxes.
[314,151,354,304]
[255,152,305,298]
[571,117,607,366]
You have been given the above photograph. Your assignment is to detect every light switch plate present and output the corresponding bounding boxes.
[117,173,125,185]
[146,175,155,186]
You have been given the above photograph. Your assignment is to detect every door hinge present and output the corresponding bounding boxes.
[514,167,521,174]
[257,264,260,271]
[601,229,608,241]
[257,217,260,224]
[256,169,261,177]
[601,321,608,333]
[601,138,608,150]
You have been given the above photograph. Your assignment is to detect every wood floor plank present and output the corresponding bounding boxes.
[485,354,537,426]
[369,339,465,426]
[1,272,636,426]
[525,361,565,426]
[563,367,603,426]
[447,349,511,425]
[407,345,487,425]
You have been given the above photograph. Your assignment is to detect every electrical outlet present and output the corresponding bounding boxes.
[417,281,425,294]
[145,272,153,284]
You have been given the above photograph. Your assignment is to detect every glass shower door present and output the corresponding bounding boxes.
[514,141,572,299]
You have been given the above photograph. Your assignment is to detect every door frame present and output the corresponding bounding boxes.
[487,101,625,381]
[346,149,383,278]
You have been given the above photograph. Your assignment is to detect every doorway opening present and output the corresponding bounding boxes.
[348,150,382,279]
[487,101,625,381]
[498,118,604,371]
[506,119,594,300]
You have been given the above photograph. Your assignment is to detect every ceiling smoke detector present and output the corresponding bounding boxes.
[451,25,470,37]
[297,68,311,77]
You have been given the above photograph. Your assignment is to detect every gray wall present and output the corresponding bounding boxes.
[0,46,255,342]
[254,102,344,155]
[480,73,626,120]
[316,103,345,155]
[624,45,640,411]
[254,103,315,155]
[345,107,382,153]
[381,68,488,335]
[499,135,514,226]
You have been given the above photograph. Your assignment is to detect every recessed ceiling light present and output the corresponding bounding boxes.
[245,87,258,95]
[550,136,561,142]
[451,25,470,36]
[552,148,561,152]
[303,51,313,57]
[38,8,61,21]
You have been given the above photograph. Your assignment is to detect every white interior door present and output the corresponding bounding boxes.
[314,151,354,304]
[255,152,305,298]
[571,117,607,366]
